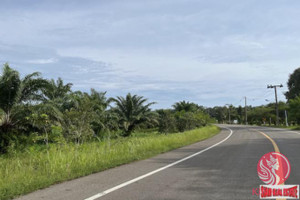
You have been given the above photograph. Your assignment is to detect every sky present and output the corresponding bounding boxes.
[0,0,300,109]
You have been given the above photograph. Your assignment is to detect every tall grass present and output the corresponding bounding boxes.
[0,125,219,200]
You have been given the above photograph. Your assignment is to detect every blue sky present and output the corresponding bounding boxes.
[1,0,299,109]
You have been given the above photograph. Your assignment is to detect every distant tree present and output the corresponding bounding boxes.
[289,96,300,124]
[205,106,226,123]
[237,106,244,124]
[110,93,157,136]
[285,68,300,101]
[247,106,274,125]
[172,101,200,112]
[227,105,235,123]
[210,106,227,123]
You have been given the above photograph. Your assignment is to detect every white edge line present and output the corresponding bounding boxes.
[84,127,233,200]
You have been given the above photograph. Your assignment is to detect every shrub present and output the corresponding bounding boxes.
[158,110,177,133]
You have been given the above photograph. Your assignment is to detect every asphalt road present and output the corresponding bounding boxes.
[15,125,300,200]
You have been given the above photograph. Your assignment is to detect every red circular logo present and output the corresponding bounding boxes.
[257,152,291,185]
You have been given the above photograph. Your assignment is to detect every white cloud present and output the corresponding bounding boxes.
[1,0,300,108]
[26,58,57,64]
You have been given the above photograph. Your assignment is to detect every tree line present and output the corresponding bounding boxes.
[0,63,212,153]
[206,68,300,126]
[2,63,299,153]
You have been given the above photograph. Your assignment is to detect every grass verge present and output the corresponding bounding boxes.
[0,125,220,200]
[261,125,300,130]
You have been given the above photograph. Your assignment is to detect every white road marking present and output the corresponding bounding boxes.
[84,127,233,200]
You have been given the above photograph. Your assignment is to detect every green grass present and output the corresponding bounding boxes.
[261,124,300,130]
[0,125,220,200]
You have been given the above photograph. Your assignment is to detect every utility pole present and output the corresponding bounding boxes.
[244,97,247,125]
[267,84,283,126]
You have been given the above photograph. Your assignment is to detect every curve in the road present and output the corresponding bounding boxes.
[84,127,233,200]
[252,129,287,200]
[253,129,280,153]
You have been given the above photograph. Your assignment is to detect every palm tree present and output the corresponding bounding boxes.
[0,63,48,134]
[172,101,199,112]
[79,89,110,134]
[110,93,157,136]
[39,78,73,121]
[43,77,73,101]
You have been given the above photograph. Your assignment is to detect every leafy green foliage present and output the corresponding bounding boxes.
[110,93,157,136]
[0,63,20,113]
[27,113,52,145]
[43,78,73,101]
[289,96,300,124]
[60,90,108,143]
[0,63,48,151]
[285,68,300,101]
[206,106,227,123]
[157,109,177,133]
[172,100,204,112]
[205,102,292,126]
[0,126,219,200]
[0,63,213,153]
[247,106,275,125]
[158,102,211,133]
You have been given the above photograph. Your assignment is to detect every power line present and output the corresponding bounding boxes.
[247,90,274,101]
[232,97,244,106]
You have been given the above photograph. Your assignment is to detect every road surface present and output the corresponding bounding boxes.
[15,125,300,200]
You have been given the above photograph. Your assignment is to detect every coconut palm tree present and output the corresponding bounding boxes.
[0,63,48,148]
[110,93,157,136]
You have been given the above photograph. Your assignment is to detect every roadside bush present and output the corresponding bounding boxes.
[157,109,211,133]
[158,110,177,133]
[175,111,197,132]
[62,108,94,144]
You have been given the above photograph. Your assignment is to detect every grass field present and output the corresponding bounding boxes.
[0,125,220,200]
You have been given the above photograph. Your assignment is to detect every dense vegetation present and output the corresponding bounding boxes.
[0,63,218,199]
[1,63,299,153]
[0,63,212,153]
[206,67,300,127]
[0,126,219,200]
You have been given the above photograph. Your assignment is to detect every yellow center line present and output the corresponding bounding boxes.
[255,130,280,153]
[252,129,285,200]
